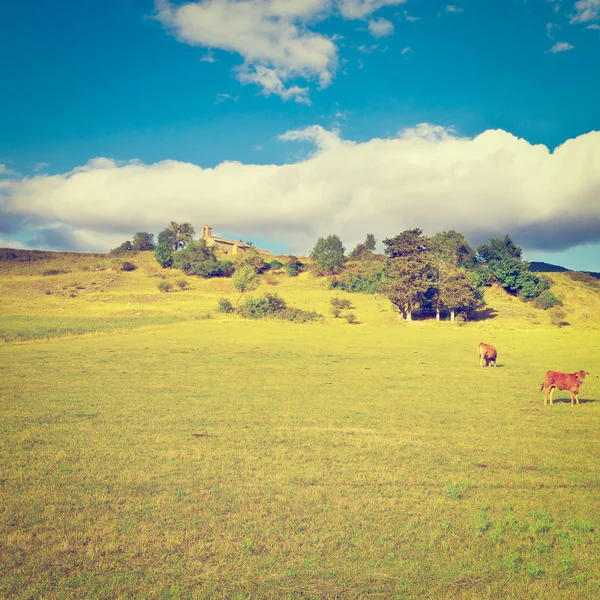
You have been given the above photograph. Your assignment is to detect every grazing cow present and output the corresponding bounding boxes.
[541,370,589,406]
[478,342,497,367]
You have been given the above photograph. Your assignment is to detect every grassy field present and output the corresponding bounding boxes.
[1,251,600,598]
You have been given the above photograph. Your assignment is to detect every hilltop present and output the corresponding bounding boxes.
[0,248,599,343]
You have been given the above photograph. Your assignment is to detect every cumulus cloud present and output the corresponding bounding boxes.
[368,17,394,37]
[570,0,600,23]
[549,41,574,51]
[445,5,464,13]
[3,125,600,255]
[155,0,406,101]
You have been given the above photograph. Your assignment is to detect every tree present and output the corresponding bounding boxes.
[349,233,377,261]
[309,235,345,275]
[155,222,195,268]
[383,228,429,259]
[477,234,522,263]
[172,239,234,277]
[365,233,377,252]
[476,234,549,299]
[438,268,480,321]
[382,229,432,320]
[109,240,133,256]
[429,230,476,269]
[232,264,260,303]
[234,248,267,273]
[132,232,155,251]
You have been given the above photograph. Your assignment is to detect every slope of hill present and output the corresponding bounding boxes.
[1,249,599,342]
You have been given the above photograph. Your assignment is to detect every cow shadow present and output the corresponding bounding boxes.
[550,397,595,405]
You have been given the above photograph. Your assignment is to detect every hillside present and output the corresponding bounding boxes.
[1,248,599,342]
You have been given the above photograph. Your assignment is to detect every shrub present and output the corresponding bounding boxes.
[237,293,287,319]
[217,298,234,313]
[237,293,322,323]
[120,261,137,272]
[42,269,68,276]
[344,312,358,324]
[175,279,189,290]
[330,297,353,310]
[534,290,562,310]
[157,281,172,293]
[549,306,567,327]
[285,257,303,277]
[269,259,283,270]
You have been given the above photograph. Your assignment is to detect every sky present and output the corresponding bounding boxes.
[1,0,599,270]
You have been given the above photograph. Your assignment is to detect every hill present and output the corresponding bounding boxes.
[529,259,600,280]
[1,248,600,343]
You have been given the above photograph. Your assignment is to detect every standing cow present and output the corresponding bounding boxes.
[478,342,497,367]
[541,370,589,406]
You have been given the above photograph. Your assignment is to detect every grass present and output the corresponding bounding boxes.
[1,251,600,598]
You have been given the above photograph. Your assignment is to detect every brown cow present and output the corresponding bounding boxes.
[541,370,589,406]
[478,342,497,367]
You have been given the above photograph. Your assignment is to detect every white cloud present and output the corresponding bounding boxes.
[0,238,27,249]
[215,93,239,103]
[401,46,412,55]
[404,9,419,21]
[570,0,600,23]
[155,0,407,101]
[368,17,394,37]
[549,41,575,51]
[0,164,16,177]
[445,5,464,13]
[338,0,407,20]
[586,22,600,27]
[200,49,217,62]
[4,125,600,255]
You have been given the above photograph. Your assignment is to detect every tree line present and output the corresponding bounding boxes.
[111,223,560,322]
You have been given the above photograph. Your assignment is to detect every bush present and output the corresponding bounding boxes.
[285,257,303,277]
[269,260,283,270]
[344,312,358,324]
[175,279,189,290]
[237,293,287,319]
[534,290,562,310]
[237,293,322,323]
[42,269,68,276]
[549,306,567,327]
[217,298,234,313]
[157,282,172,293]
[120,261,137,272]
[330,297,353,311]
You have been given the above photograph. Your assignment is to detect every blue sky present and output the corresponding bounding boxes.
[1,0,599,269]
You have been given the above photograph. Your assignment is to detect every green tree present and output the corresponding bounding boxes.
[382,255,432,321]
[155,222,195,268]
[172,239,234,277]
[132,232,155,251]
[310,235,346,275]
[232,264,261,303]
[109,240,133,256]
[365,233,377,252]
[429,230,476,269]
[476,234,549,299]
[382,229,432,320]
[438,268,481,321]
[349,234,377,261]
[383,228,429,259]
[477,234,522,262]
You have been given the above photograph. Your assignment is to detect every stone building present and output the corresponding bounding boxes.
[201,225,251,255]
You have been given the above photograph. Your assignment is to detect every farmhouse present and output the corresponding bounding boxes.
[201,225,252,255]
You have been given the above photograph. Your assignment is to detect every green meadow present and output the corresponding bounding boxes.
[1,251,600,599]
